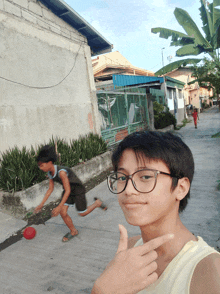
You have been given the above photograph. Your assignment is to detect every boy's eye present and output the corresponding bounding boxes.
[118,175,127,181]
[141,175,152,180]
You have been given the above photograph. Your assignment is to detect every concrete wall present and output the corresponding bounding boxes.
[0,0,100,153]
[166,87,185,124]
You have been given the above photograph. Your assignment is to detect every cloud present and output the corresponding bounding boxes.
[65,0,206,71]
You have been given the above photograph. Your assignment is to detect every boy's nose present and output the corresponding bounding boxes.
[124,178,139,195]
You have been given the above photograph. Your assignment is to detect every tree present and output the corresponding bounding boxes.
[151,0,220,75]
[188,56,220,99]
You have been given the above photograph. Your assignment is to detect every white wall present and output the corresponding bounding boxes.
[0,0,100,153]
[166,87,185,124]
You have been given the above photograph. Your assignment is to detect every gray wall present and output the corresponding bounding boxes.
[0,0,100,153]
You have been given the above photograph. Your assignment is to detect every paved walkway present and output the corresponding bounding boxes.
[0,106,219,293]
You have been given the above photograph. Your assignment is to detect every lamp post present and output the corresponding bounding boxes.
[161,47,167,105]
[161,47,165,75]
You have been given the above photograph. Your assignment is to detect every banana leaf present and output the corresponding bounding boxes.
[176,44,204,56]
[199,0,213,41]
[155,58,201,76]
[212,18,220,49]
[174,8,212,49]
[151,27,194,44]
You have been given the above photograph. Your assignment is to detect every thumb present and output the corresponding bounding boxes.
[116,224,128,254]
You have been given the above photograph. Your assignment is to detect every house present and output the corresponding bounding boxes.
[93,51,154,83]
[165,67,213,111]
[0,0,112,153]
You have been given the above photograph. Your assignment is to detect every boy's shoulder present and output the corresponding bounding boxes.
[190,252,220,294]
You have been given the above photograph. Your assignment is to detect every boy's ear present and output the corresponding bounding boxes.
[175,177,190,201]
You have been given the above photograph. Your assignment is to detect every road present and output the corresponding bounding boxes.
[0,106,219,293]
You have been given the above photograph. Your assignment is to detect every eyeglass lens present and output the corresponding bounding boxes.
[107,170,156,194]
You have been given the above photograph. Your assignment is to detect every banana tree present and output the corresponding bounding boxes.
[151,0,220,75]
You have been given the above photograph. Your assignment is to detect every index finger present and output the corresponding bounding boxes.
[139,234,174,256]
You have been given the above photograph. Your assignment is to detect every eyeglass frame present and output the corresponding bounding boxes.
[107,168,179,194]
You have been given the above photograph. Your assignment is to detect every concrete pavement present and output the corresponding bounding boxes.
[0,106,219,293]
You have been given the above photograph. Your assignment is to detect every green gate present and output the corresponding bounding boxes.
[97,88,149,146]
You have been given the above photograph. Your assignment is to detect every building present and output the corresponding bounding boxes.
[165,67,213,111]
[92,51,154,83]
[0,0,112,153]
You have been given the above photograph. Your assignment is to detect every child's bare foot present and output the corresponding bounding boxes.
[94,197,107,210]
[62,230,78,242]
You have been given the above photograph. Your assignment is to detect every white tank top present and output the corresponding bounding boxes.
[135,236,220,294]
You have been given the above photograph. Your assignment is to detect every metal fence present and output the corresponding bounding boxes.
[97,88,149,146]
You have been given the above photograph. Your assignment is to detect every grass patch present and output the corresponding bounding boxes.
[175,118,191,130]
[211,132,220,138]
[217,180,220,191]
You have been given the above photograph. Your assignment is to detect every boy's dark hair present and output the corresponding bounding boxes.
[36,145,57,163]
[112,131,194,213]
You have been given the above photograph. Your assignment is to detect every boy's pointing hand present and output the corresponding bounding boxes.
[92,224,174,294]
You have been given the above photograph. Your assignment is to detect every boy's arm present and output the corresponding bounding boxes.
[34,179,54,213]
[51,170,71,217]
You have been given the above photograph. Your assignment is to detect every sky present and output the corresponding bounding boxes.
[64,0,204,73]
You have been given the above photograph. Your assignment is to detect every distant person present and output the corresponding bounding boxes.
[34,145,107,242]
[91,131,220,294]
[192,108,199,128]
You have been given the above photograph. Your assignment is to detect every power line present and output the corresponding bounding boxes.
[0,42,83,89]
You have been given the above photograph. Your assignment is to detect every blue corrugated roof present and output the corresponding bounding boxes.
[39,0,112,56]
[112,75,164,87]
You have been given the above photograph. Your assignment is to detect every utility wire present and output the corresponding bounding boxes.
[0,42,83,89]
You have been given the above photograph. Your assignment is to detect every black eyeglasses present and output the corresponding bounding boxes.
[107,169,176,194]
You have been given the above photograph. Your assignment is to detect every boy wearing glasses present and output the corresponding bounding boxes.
[92,131,220,294]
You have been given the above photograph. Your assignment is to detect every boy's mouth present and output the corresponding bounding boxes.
[123,201,147,209]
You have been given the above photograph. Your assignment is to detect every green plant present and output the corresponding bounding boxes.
[151,0,220,76]
[211,131,220,138]
[153,101,177,129]
[0,146,46,192]
[217,180,220,190]
[0,133,108,192]
[175,118,191,130]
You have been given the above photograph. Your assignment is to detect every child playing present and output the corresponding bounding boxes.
[192,108,199,128]
[34,145,107,242]
[91,131,220,294]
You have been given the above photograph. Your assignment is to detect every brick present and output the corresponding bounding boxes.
[42,8,55,22]
[11,0,28,9]
[21,9,37,23]
[50,22,61,35]
[4,0,21,17]
[37,18,50,30]
[28,1,42,16]
[61,26,71,39]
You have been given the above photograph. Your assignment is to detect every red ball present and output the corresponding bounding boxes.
[23,227,36,240]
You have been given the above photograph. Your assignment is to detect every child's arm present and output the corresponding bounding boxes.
[51,170,71,217]
[34,179,54,213]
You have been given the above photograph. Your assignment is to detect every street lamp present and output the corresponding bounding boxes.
[161,47,167,104]
[161,47,165,75]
